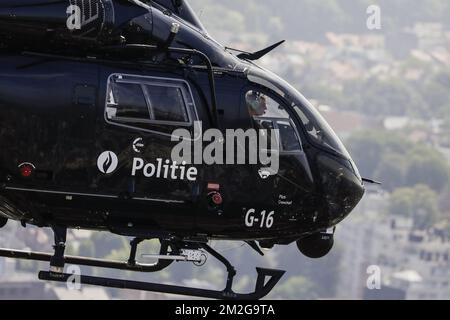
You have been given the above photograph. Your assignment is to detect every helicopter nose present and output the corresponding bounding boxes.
[316,153,365,224]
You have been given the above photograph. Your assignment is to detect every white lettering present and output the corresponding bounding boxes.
[66,5,81,30]
[366,5,382,30]
[66,265,81,291]
[143,163,156,177]
[175,304,210,318]
[132,158,144,176]
[367,265,382,290]
[171,121,280,175]
[131,158,197,181]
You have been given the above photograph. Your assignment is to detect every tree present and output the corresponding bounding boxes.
[439,117,450,147]
[405,147,450,193]
[347,131,450,192]
[345,78,428,117]
[374,153,407,192]
[439,184,450,213]
[388,185,441,230]
[347,132,385,178]
[420,73,450,117]
[347,131,413,179]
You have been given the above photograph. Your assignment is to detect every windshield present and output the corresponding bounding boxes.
[292,98,350,158]
[247,66,351,159]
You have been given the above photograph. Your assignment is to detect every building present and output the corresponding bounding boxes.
[336,192,450,300]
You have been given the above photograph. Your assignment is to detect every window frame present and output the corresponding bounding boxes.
[104,74,198,135]
[244,88,304,155]
[274,118,304,154]
[106,82,152,122]
[253,116,303,154]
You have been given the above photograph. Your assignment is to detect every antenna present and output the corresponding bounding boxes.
[237,40,286,61]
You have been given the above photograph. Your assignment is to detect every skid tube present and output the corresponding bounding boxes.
[0,243,285,300]
[39,267,285,300]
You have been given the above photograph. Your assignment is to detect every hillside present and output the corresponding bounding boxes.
[190,0,450,44]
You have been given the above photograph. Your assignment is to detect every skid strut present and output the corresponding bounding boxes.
[0,238,285,300]
[50,226,67,273]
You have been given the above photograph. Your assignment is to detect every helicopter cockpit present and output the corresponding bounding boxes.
[246,65,362,180]
[241,64,365,231]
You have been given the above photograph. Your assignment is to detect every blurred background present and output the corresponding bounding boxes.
[1,0,450,300]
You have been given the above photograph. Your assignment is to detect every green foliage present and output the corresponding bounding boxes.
[301,83,348,110]
[347,131,412,178]
[388,184,440,229]
[405,147,450,193]
[373,153,407,191]
[440,117,450,147]
[343,78,429,117]
[347,131,450,192]
[438,185,450,214]
[300,71,449,121]
[418,72,450,118]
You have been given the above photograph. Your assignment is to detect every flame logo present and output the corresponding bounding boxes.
[97,151,118,174]
[103,152,113,173]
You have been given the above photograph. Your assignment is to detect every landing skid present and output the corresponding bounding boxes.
[39,267,285,300]
[0,229,285,300]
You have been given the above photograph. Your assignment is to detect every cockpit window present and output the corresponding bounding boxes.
[247,67,351,159]
[293,102,349,158]
[246,91,289,118]
[246,90,302,153]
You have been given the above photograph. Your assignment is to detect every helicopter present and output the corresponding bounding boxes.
[0,0,369,300]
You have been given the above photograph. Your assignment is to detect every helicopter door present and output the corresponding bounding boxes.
[96,72,200,203]
[55,65,99,189]
[244,89,314,209]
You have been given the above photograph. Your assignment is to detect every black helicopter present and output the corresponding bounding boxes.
[0,0,368,300]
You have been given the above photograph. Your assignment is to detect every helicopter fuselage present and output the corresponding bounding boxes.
[0,0,365,249]
[0,52,364,246]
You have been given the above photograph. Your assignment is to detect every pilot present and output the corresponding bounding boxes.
[247,91,268,117]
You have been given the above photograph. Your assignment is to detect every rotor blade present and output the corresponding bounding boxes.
[237,40,285,61]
